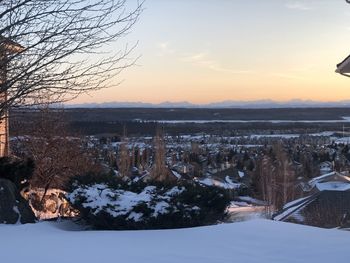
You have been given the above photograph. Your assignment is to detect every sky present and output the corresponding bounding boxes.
[72,0,350,104]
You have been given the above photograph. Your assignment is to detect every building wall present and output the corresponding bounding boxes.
[0,51,9,157]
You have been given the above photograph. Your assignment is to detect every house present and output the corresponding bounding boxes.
[336,53,350,76]
[195,167,250,197]
[295,171,350,194]
[273,190,350,228]
[171,163,195,178]
[273,171,350,228]
[308,171,350,190]
[0,36,24,157]
[136,167,180,183]
[195,175,244,198]
[210,167,251,189]
[210,167,237,180]
[319,161,333,175]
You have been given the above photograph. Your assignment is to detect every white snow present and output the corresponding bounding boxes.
[273,196,312,222]
[153,201,170,217]
[198,177,242,190]
[0,220,349,263]
[227,199,266,222]
[230,201,251,207]
[237,196,267,206]
[334,137,350,144]
[68,184,156,218]
[282,196,311,210]
[308,172,350,187]
[171,170,182,179]
[308,171,336,186]
[238,171,245,178]
[315,182,350,192]
[165,186,185,196]
[67,184,194,220]
[127,212,143,222]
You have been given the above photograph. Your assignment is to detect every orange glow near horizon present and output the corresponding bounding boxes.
[70,1,350,105]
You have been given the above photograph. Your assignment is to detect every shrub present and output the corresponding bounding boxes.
[0,157,34,190]
[67,176,230,230]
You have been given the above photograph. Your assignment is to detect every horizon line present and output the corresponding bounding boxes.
[65,99,350,108]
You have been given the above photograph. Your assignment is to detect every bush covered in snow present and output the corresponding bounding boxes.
[67,173,230,230]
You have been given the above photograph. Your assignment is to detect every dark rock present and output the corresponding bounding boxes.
[0,179,36,224]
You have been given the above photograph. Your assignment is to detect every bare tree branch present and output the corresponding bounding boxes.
[0,0,143,114]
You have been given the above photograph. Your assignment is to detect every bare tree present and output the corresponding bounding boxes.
[13,106,103,201]
[299,151,319,179]
[0,0,142,112]
[256,155,275,215]
[254,143,297,215]
[117,137,131,178]
[151,128,170,182]
[272,142,296,209]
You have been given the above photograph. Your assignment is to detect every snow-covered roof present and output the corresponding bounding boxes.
[274,182,350,223]
[315,182,350,192]
[273,195,314,222]
[308,171,350,187]
[238,171,245,178]
[170,170,182,179]
[197,176,242,190]
[237,196,267,206]
[309,171,336,185]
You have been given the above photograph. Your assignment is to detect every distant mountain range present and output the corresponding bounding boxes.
[66,99,350,109]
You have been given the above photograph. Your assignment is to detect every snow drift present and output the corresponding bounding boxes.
[0,219,348,263]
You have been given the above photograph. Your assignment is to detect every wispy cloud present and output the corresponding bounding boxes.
[155,45,251,74]
[182,53,207,62]
[270,72,308,81]
[181,52,252,74]
[156,42,175,56]
[285,1,311,11]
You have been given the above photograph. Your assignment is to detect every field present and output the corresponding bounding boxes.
[47,107,350,121]
[11,107,350,136]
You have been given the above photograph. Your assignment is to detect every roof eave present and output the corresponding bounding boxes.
[0,36,25,54]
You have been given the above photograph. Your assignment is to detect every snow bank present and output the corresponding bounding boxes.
[0,220,349,263]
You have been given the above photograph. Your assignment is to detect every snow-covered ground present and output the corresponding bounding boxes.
[197,176,242,190]
[0,220,348,263]
[226,202,266,222]
[226,197,268,222]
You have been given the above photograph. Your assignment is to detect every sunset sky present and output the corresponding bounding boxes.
[73,0,350,104]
